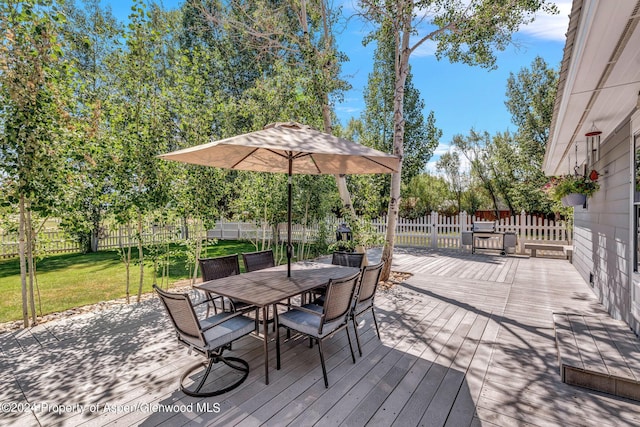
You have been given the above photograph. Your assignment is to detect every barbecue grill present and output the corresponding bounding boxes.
[461,221,516,255]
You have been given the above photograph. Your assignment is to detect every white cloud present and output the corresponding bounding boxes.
[335,105,362,115]
[433,143,451,156]
[425,161,442,175]
[412,39,438,57]
[519,1,571,42]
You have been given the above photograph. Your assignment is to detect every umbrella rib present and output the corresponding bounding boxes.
[364,156,398,173]
[231,147,260,169]
[293,152,322,174]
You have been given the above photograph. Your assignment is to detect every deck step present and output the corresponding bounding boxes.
[553,313,640,401]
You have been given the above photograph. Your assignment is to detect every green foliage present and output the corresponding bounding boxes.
[400,174,450,217]
[361,22,441,184]
[545,175,600,201]
[430,1,558,70]
[436,151,465,213]
[0,0,73,210]
[506,56,558,150]
[433,57,560,216]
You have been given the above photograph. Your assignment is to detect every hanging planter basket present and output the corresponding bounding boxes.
[561,193,587,207]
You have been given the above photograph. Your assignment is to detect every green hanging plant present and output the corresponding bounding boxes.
[543,171,600,202]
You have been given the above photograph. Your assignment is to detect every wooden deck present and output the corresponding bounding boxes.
[2,248,640,426]
[554,313,640,401]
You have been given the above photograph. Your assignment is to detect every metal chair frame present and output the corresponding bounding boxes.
[331,251,365,268]
[242,249,275,272]
[275,272,360,388]
[154,285,255,397]
[198,254,243,315]
[351,262,384,356]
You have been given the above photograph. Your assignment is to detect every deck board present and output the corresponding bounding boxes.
[553,312,640,402]
[3,248,640,426]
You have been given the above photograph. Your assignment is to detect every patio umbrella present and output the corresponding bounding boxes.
[159,122,400,276]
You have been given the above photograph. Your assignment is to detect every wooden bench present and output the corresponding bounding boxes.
[553,313,640,401]
[524,242,573,262]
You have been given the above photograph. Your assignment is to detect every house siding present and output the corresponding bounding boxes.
[572,119,633,331]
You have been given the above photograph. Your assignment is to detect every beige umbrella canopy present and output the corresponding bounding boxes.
[159,122,400,275]
[159,122,399,175]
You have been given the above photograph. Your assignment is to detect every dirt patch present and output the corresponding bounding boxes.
[379,271,412,291]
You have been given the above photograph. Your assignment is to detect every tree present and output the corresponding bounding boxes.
[452,130,502,217]
[504,56,558,214]
[59,0,122,252]
[361,21,441,184]
[107,2,176,302]
[506,56,557,154]
[436,151,464,213]
[0,0,74,326]
[197,0,357,226]
[401,173,449,217]
[357,0,557,279]
[359,21,441,216]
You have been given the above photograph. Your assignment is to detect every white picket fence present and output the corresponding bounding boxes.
[0,212,570,257]
[371,211,571,252]
[0,230,83,258]
[209,211,571,253]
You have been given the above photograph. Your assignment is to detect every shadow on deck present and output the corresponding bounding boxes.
[1,248,639,426]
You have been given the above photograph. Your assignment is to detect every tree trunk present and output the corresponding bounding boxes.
[26,204,37,325]
[90,228,99,252]
[136,211,144,303]
[123,222,131,304]
[191,236,201,286]
[19,195,29,328]
[380,26,409,282]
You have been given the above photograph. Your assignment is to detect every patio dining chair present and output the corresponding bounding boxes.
[242,249,277,331]
[198,254,246,315]
[312,251,365,305]
[154,285,255,397]
[351,262,384,357]
[275,271,360,388]
[331,251,365,268]
[242,249,275,272]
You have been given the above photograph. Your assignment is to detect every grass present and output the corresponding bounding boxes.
[0,240,261,323]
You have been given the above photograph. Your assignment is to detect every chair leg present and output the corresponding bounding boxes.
[191,359,214,395]
[254,308,260,335]
[275,312,281,370]
[180,355,249,397]
[352,316,363,357]
[317,339,329,388]
[371,307,381,339]
[345,325,356,364]
[272,304,277,333]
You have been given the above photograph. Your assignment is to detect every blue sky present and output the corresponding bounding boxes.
[335,1,570,172]
[102,0,570,172]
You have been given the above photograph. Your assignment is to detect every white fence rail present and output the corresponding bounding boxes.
[372,211,571,251]
[0,212,570,257]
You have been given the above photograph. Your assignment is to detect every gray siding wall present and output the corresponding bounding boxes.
[572,119,633,332]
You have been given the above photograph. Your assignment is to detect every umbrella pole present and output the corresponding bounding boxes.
[287,158,293,277]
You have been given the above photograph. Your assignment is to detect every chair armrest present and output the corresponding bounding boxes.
[275,303,323,317]
[200,305,256,332]
[193,294,224,307]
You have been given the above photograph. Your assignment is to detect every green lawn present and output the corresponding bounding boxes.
[0,240,260,323]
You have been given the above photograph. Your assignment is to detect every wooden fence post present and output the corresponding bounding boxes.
[430,211,438,248]
[519,210,527,253]
[459,211,467,248]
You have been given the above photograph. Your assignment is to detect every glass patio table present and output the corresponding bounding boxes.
[195,261,360,385]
